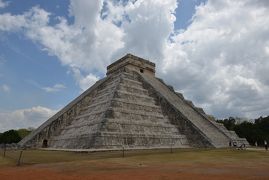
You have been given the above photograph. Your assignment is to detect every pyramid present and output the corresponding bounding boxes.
[19,54,248,149]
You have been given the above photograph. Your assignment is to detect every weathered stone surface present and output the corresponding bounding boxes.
[19,54,249,149]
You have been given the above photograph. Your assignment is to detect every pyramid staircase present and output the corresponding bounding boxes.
[140,73,248,147]
[19,54,249,149]
[20,70,190,149]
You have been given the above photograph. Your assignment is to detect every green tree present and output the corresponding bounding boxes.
[217,117,236,130]
[218,116,269,146]
[17,128,31,139]
[0,129,22,144]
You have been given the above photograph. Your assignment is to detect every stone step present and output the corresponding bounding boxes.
[90,92,112,104]
[53,131,185,141]
[118,84,148,95]
[120,78,143,88]
[95,84,116,96]
[109,108,165,121]
[51,132,98,141]
[113,71,138,81]
[108,72,126,80]
[94,77,120,95]
[75,111,106,124]
[104,118,175,128]
[55,120,180,144]
[121,72,137,81]
[98,132,190,147]
[111,98,160,108]
[94,76,119,91]
[104,121,179,134]
[111,98,162,113]
[115,90,155,103]
[51,133,190,149]
[59,126,100,138]
[62,119,102,130]
[80,100,109,114]
[75,109,107,120]
[100,131,186,139]
[111,107,164,117]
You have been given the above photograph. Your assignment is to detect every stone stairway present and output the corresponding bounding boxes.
[212,122,249,146]
[49,75,120,148]
[97,72,190,148]
[48,71,189,149]
[140,73,231,148]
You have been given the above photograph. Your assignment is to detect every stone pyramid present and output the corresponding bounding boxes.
[19,54,248,149]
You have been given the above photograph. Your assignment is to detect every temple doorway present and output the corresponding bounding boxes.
[42,139,48,148]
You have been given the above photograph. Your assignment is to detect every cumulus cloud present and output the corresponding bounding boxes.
[0,0,269,119]
[112,0,177,61]
[0,0,8,9]
[41,83,66,93]
[0,106,57,132]
[161,0,269,118]
[73,68,100,91]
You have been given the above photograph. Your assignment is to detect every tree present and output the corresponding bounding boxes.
[218,116,269,146]
[17,128,31,139]
[0,129,22,144]
[217,117,236,130]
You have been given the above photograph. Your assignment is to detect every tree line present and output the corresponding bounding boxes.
[0,129,32,144]
[217,116,269,146]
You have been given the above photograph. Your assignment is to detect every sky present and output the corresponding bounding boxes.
[0,0,269,132]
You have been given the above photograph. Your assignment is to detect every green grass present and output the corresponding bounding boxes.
[0,157,13,166]
[0,148,268,166]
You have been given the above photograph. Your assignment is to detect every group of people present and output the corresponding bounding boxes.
[230,140,268,151]
[229,141,246,150]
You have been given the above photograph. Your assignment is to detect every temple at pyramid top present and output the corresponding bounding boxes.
[19,54,249,150]
[107,54,155,76]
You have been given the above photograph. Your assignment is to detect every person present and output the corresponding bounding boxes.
[255,141,258,147]
[265,140,268,151]
[233,141,237,147]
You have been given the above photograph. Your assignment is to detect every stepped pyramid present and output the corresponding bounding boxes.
[19,54,248,149]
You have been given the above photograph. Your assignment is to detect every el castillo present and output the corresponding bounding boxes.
[1,54,269,180]
[1,0,269,179]
[19,54,249,149]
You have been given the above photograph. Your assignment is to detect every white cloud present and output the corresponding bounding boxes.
[0,0,269,119]
[0,0,8,9]
[42,83,66,93]
[1,84,10,93]
[161,0,269,118]
[113,0,177,61]
[72,68,99,91]
[0,106,57,132]
[79,74,99,91]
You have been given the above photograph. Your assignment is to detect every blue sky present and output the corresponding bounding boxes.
[0,0,269,132]
[0,0,204,111]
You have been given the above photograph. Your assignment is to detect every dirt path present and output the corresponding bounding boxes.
[1,160,268,180]
[1,149,269,179]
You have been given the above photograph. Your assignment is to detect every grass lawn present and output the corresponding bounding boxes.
[0,148,268,179]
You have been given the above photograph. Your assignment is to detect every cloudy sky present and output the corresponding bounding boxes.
[0,0,268,132]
